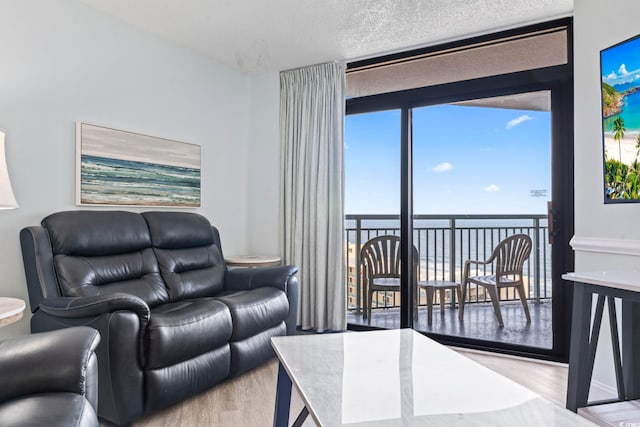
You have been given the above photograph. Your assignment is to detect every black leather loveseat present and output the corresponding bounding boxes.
[20,211,299,426]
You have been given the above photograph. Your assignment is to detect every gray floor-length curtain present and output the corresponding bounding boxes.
[280,61,346,332]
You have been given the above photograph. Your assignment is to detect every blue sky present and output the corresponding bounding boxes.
[345,104,551,215]
[601,36,640,86]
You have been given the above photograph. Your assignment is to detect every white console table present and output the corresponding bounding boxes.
[563,270,640,413]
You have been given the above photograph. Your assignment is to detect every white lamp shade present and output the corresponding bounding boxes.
[0,131,18,209]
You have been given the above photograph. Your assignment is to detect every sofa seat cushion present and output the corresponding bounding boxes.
[215,287,289,341]
[0,393,98,427]
[147,299,232,369]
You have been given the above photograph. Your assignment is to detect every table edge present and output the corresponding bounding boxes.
[0,298,26,320]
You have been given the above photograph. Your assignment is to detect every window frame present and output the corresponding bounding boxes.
[345,18,574,362]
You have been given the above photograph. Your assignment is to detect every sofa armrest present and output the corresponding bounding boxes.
[225,265,298,292]
[33,293,149,423]
[39,293,150,321]
[0,327,100,403]
[31,306,145,425]
[20,226,61,312]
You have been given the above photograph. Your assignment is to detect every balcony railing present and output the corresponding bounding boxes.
[345,214,550,314]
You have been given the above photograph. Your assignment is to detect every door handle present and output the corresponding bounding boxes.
[547,201,558,244]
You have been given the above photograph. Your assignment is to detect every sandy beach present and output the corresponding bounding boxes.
[604,133,640,165]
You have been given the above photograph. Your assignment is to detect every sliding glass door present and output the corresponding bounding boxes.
[411,92,553,350]
[345,79,573,361]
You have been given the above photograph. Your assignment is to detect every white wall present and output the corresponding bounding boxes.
[574,0,640,389]
[0,0,254,338]
[246,72,282,256]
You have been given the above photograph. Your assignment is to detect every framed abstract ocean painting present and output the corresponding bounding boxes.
[601,34,640,202]
[76,123,201,207]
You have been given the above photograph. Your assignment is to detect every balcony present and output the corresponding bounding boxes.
[345,214,552,348]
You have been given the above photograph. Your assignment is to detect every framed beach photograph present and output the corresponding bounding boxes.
[601,34,640,202]
[76,123,201,207]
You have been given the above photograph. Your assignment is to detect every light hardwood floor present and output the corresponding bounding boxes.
[457,348,568,406]
[121,346,569,427]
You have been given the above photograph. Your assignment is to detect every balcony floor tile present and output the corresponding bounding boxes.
[348,300,552,349]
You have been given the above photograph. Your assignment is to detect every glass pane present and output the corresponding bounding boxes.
[345,109,401,328]
[412,92,552,349]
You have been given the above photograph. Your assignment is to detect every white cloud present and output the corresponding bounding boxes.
[604,66,640,85]
[432,162,453,172]
[506,115,534,129]
[619,64,629,75]
[484,184,500,192]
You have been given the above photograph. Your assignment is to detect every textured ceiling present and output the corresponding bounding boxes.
[76,0,573,75]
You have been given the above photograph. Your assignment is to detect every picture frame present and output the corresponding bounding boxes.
[601,34,640,202]
[76,122,201,207]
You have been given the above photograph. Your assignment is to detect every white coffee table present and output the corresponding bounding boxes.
[271,329,595,427]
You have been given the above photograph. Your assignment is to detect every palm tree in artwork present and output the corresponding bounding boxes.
[613,117,626,162]
[636,134,640,167]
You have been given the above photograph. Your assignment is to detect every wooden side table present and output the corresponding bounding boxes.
[0,297,26,327]
[225,255,282,268]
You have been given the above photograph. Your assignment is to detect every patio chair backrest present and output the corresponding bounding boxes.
[494,234,532,278]
[360,235,418,280]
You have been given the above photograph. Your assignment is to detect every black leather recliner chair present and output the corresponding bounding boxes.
[0,327,100,427]
[20,211,299,426]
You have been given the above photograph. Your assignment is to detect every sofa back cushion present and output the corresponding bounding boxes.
[42,211,169,307]
[142,212,226,301]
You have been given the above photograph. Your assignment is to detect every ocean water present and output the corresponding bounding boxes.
[80,155,201,206]
[604,90,640,133]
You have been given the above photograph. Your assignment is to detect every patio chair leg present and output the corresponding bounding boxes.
[457,285,464,320]
[426,287,435,326]
[367,290,373,325]
[362,289,367,320]
[516,284,531,322]
[486,285,504,327]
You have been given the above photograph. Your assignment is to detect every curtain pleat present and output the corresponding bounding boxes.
[280,62,346,332]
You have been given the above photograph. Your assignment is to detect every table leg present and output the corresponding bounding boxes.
[566,283,595,412]
[426,287,434,326]
[292,407,309,427]
[608,296,625,400]
[274,362,292,427]
[622,300,640,399]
